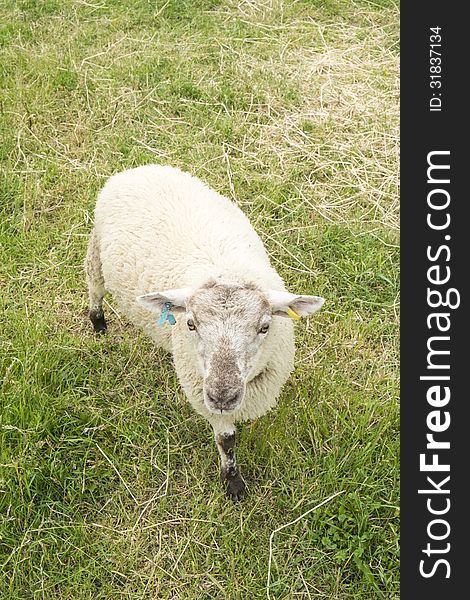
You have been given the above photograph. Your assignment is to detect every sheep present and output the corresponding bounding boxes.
[85,164,324,500]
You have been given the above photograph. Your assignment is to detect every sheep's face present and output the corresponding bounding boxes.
[137,281,324,415]
[185,284,272,414]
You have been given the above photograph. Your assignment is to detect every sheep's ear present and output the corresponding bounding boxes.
[265,290,325,318]
[136,288,192,314]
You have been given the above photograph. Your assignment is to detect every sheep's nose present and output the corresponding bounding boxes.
[207,392,239,406]
[205,389,242,412]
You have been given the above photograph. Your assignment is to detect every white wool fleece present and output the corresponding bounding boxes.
[93,164,295,424]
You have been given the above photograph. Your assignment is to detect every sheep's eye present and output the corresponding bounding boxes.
[259,324,270,334]
[187,319,196,331]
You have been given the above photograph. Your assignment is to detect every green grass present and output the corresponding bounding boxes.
[0,0,399,598]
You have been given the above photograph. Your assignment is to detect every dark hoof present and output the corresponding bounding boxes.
[93,322,107,335]
[90,310,107,335]
[225,475,246,501]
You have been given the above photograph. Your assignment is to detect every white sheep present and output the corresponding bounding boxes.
[85,165,324,499]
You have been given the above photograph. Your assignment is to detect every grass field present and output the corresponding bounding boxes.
[0,1,399,598]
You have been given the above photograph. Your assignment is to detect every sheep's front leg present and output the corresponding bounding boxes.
[214,427,245,501]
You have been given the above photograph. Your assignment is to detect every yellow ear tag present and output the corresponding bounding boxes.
[287,307,301,321]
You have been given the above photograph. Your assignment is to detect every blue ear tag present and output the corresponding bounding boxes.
[157,302,176,326]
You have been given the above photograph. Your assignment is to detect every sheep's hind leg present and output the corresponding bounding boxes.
[85,229,107,334]
[214,426,245,501]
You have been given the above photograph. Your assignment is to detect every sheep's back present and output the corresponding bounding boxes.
[93,165,285,346]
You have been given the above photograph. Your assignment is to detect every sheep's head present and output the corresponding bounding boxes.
[137,281,324,415]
